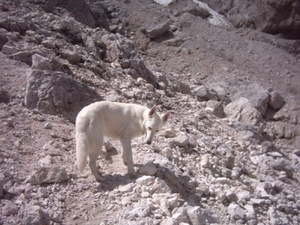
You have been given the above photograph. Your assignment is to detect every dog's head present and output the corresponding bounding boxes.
[144,106,170,145]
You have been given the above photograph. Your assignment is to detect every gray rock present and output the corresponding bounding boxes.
[228,203,245,221]
[206,100,224,118]
[29,167,69,185]
[173,132,190,147]
[2,41,18,55]
[224,97,262,126]
[192,86,218,102]
[31,54,52,71]
[201,0,300,39]
[0,34,8,50]
[272,159,293,179]
[59,49,81,64]
[172,207,189,223]
[269,91,285,110]
[161,217,179,225]
[230,83,269,116]
[25,70,102,123]
[145,21,170,39]
[2,201,18,216]
[244,204,256,221]
[18,205,50,225]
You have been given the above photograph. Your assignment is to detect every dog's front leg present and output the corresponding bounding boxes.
[120,136,135,175]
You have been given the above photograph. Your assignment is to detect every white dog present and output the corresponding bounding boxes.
[75,101,170,181]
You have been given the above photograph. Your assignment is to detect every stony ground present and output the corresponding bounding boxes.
[0,0,300,225]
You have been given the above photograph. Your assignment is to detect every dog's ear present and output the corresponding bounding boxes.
[162,111,170,124]
[149,106,157,117]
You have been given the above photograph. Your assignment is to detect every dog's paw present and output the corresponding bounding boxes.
[128,171,136,179]
[127,167,136,178]
[94,173,104,182]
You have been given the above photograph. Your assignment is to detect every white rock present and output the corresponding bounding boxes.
[227,203,245,220]
[121,196,132,206]
[160,217,178,225]
[139,161,157,176]
[118,183,134,193]
[136,175,155,186]
[38,155,52,166]
[245,204,256,220]
[151,178,172,194]
[172,207,189,223]
[186,206,204,225]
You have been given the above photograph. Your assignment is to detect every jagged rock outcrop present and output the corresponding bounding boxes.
[25,69,102,123]
[201,0,300,39]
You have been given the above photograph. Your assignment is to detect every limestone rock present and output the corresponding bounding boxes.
[139,161,158,176]
[29,167,69,185]
[25,70,102,123]
[224,97,262,126]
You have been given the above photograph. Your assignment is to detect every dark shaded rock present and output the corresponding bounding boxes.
[0,33,8,50]
[43,0,96,28]
[269,91,285,110]
[201,0,300,39]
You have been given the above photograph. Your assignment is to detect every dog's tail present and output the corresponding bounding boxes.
[76,133,89,173]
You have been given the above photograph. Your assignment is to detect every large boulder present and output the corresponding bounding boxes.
[201,0,300,39]
[230,83,269,116]
[25,69,102,123]
[43,0,97,28]
[224,97,262,126]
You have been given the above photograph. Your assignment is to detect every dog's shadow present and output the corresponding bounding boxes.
[95,167,146,192]
[95,147,145,192]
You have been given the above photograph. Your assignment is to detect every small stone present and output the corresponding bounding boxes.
[121,196,132,206]
[164,129,176,138]
[44,122,53,129]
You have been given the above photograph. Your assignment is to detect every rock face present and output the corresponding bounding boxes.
[43,0,97,28]
[224,97,263,126]
[25,70,102,123]
[201,0,300,39]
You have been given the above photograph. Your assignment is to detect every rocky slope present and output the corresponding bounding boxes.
[0,0,300,224]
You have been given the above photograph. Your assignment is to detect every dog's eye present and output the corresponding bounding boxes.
[148,127,152,130]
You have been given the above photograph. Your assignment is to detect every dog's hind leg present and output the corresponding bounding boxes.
[89,139,104,182]
[120,136,135,175]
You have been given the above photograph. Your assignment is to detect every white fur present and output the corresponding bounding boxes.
[75,101,170,181]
